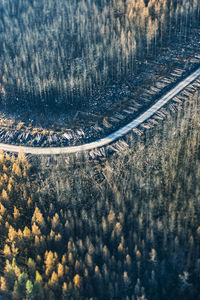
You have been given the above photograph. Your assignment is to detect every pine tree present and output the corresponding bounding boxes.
[33,271,44,300]
[32,207,45,228]
[8,226,17,242]
[1,189,8,201]
[26,280,34,298]
[27,258,36,277]
[13,206,20,219]
[44,251,57,276]
[13,272,28,299]
[0,202,6,215]
[0,276,7,292]
[57,263,64,278]
[12,163,21,177]
[73,274,81,289]
[23,226,32,239]
[48,271,59,288]
[51,213,60,230]
[3,244,11,258]
[32,223,41,236]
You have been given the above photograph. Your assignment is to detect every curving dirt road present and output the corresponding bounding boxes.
[0,67,200,155]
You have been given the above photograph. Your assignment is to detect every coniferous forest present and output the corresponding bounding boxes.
[0,0,200,299]
[0,0,199,111]
[0,94,199,299]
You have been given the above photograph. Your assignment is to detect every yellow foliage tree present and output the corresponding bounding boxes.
[32,223,41,236]
[57,263,64,278]
[49,271,58,287]
[0,203,6,215]
[12,163,21,177]
[44,251,58,276]
[73,274,81,289]
[23,226,32,239]
[0,276,7,291]
[13,207,20,219]
[1,189,8,201]
[32,207,45,228]
[3,244,11,257]
[8,226,17,242]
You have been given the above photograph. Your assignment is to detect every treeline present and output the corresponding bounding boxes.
[0,94,200,299]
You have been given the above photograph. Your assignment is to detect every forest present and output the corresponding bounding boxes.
[0,93,199,299]
[0,0,200,299]
[0,0,199,110]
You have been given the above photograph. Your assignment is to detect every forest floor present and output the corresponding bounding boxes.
[0,28,200,148]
